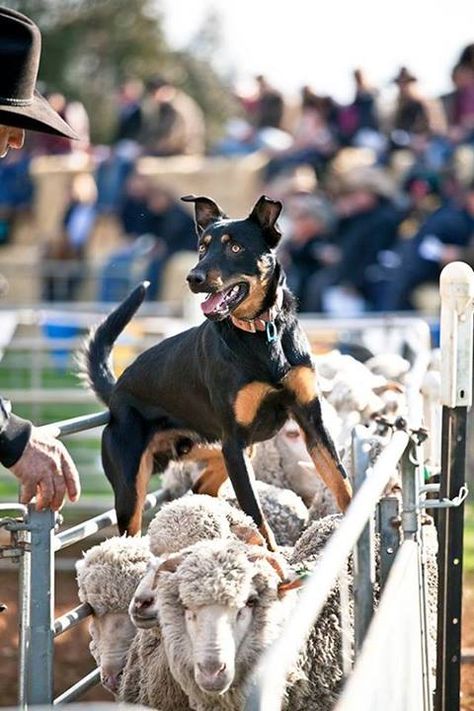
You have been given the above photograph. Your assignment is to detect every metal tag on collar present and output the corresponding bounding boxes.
[266,320,278,343]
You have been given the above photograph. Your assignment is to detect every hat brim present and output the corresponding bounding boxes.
[0,90,79,140]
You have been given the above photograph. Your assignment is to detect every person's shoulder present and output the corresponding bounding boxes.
[419,202,471,239]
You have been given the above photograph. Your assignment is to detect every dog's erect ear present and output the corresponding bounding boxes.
[248,195,283,248]
[181,195,227,235]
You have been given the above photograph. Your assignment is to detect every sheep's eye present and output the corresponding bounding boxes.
[198,244,206,254]
[230,243,242,254]
[246,596,258,608]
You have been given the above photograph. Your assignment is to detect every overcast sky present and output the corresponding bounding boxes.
[160,0,473,102]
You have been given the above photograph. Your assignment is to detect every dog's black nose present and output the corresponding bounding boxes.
[186,270,206,288]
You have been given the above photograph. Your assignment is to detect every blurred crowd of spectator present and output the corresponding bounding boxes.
[1,43,474,313]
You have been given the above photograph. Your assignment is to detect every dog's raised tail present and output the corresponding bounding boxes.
[78,282,149,405]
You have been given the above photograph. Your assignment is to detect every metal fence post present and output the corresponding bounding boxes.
[378,496,400,592]
[352,426,374,652]
[24,506,56,705]
[435,262,474,711]
[17,524,31,709]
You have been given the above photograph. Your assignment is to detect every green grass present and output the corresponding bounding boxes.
[0,355,108,510]
[464,503,474,578]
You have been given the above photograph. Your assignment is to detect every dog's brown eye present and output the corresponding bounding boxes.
[231,244,242,253]
[246,596,258,608]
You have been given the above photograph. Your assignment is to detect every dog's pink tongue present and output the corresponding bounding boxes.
[201,292,226,315]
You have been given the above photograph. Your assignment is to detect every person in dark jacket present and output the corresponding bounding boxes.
[305,167,403,312]
[143,185,195,299]
[377,183,474,310]
[280,193,338,311]
[0,6,80,509]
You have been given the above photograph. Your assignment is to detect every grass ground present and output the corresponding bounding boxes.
[0,353,111,511]
[464,504,474,577]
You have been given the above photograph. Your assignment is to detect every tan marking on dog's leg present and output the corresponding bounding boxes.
[283,366,318,404]
[234,381,275,427]
[308,441,352,511]
[258,519,278,552]
[230,524,266,547]
[127,449,153,535]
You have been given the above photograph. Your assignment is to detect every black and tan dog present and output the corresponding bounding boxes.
[81,195,352,549]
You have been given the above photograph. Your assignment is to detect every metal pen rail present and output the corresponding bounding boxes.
[0,408,170,708]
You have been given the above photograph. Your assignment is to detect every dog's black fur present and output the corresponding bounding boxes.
[82,195,351,548]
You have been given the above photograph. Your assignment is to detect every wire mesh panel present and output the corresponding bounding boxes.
[335,541,429,711]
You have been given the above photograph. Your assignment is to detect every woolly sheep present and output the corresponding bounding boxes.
[119,625,190,710]
[315,350,408,424]
[120,540,302,710]
[121,520,348,711]
[221,479,309,547]
[130,495,265,627]
[162,460,310,547]
[76,536,152,694]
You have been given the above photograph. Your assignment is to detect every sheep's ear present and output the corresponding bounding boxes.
[181,194,227,235]
[156,553,186,577]
[248,550,286,581]
[230,524,266,547]
[75,558,85,575]
[372,382,405,396]
[277,576,305,598]
[248,195,283,248]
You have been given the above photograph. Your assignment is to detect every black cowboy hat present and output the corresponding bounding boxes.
[392,66,417,84]
[0,6,78,139]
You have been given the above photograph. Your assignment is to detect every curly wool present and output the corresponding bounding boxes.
[76,536,152,616]
[119,627,190,710]
[223,480,309,546]
[151,535,345,711]
[161,461,198,499]
[176,539,273,609]
[154,540,296,711]
[147,494,260,556]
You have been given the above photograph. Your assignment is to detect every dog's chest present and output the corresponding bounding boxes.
[233,364,318,440]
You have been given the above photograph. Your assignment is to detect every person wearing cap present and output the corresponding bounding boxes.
[0,6,80,510]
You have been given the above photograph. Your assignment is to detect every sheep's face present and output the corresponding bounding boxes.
[156,541,300,698]
[129,557,162,628]
[184,597,256,694]
[89,612,136,694]
[276,420,320,504]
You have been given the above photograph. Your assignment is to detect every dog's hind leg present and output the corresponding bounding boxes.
[102,416,152,536]
[221,437,277,551]
[285,366,353,512]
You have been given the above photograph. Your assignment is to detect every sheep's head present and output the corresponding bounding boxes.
[155,540,303,697]
[148,495,264,557]
[75,536,152,695]
[89,611,137,693]
[129,555,162,628]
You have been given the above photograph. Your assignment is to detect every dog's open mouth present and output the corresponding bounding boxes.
[201,282,248,319]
